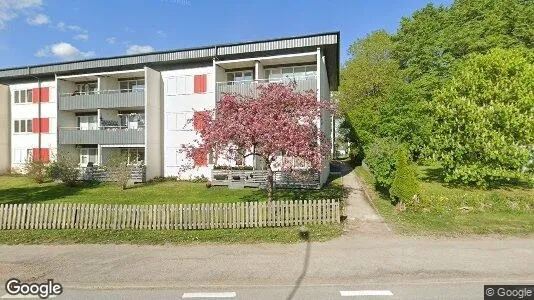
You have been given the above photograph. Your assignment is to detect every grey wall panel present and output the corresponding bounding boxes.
[59,92,144,111]
[59,129,145,145]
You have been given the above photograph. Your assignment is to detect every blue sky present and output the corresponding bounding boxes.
[0,0,453,69]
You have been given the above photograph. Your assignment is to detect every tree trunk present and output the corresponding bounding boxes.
[266,164,274,202]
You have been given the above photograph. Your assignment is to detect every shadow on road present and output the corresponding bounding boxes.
[286,230,312,300]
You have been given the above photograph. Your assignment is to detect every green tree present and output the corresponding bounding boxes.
[389,146,421,207]
[394,0,534,101]
[431,48,534,186]
[338,30,402,145]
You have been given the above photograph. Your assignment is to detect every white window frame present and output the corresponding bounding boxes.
[226,70,254,84]
[77,115,98,130]
[75,82,98,95]
[120,148,145,165]
[79,148,98,166]
[119,79,145,93]
[13,148,32,164]
[265,65,317,82]
[13,89,33,104]
[13,119,33,134]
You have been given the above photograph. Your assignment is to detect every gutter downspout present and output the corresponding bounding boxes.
[28,68,41,161]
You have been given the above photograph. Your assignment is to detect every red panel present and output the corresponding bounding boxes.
[40,118,49,133]
[31,87,50,103]
[32,88,39,103]
[32,118,40,133]
[201,74,207,93]
[40,87,49,102]
[193,75,200,93]
[32,148,40,161]
[194,74,207,94]
[40,148,50,162]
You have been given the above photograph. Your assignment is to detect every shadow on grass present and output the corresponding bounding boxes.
[0,181,102,205]
[420,165,532,190]
[238,182,344,203]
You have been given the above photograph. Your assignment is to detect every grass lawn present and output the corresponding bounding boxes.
[355,165,534,235]
[0,224,343,245]
[0,176,343,205]
[0,175,344,244]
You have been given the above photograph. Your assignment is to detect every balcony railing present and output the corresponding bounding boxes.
[59,89,145,111]
[59,127,145,145]
[215,76,317,100]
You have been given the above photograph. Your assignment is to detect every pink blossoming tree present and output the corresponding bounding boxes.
[186,82,334,201]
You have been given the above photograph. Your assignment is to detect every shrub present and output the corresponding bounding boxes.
[47,152,80,187]
[363,137,400,188]
[24,160,48,184]
[105,153,133,190]
[389,146,421,208]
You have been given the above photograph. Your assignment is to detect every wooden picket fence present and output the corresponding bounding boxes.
[0,199,340,230]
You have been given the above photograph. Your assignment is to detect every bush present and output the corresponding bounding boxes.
[363,137,400,188]
[105,153,133,190]
[47,152,80,187]
[24,160,48,184]
[389,146,421,208]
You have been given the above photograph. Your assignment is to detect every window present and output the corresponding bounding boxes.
[120,148,145,165]
[119,113,145,130]
[75,82,98,95]
[266,65,317,82]
[226,70,253,84]
[77,115,98,130]
[80,148,98,166]
[119,79,145,93]
[13,149,32,163]
[13,89,33,104]
[14,119,32,133]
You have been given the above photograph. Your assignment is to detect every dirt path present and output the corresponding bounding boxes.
[337,163,392,235]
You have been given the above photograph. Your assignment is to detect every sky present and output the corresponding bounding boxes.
[0,0,453,69]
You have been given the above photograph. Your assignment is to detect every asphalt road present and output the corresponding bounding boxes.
[1,233,533,299]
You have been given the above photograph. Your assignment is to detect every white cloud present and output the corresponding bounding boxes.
[35,42,95,61]
[0,0,43,29]
[156,30,166,38]
[105,37,116,44]
[73,33,88,41]
[26,13,49,25]
[56,21,85,32]
[126,44,154,55]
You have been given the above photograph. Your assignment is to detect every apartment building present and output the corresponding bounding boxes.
[0,32,339,186]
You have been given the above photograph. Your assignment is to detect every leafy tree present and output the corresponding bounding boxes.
[394,0,534,101]
[430,48,534,186]
[338,30,402,145]
[389,146,421,207]
[338,30,431,156]
[187,83,333,201]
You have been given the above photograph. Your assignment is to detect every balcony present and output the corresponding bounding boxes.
[215,76,317,100]
[59,90,145,111]
[59,127,145,145]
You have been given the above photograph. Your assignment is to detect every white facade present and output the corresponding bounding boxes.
[8,80,58,171]
[0,33,339,185]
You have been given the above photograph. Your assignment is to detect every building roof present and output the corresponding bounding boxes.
[0,31,340,90]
